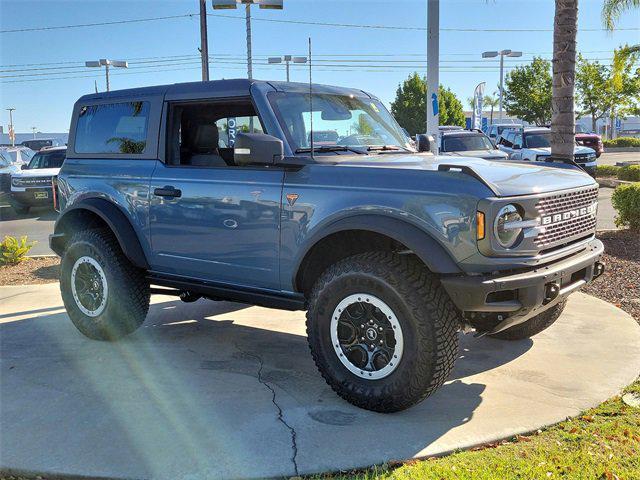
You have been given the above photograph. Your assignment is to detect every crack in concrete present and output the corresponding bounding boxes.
[234,344,299,476]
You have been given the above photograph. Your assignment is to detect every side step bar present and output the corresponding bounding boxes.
[146,272,307,311]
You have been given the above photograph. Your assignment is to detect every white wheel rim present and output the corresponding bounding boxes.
[71,256,108,317]
[330,293,404,380]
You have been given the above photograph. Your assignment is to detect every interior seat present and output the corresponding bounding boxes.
[189,124,227,167]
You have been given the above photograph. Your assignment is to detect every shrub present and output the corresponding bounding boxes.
[612,183,640,230]
[0,235,36,265]
[595,165,621,178]
[603,137,640,148]
[618,165,640,181]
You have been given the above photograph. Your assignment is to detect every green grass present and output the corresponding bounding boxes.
[318,381,640,480]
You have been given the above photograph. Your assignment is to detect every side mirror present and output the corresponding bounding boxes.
[416,134,433,152]
[21,164,28,170]
[234,133,284,166]
[512,144,521,150]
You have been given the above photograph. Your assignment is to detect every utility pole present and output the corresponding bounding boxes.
[31,127,37,139]
[426,0,439,154]
[199,0,210,81]
[245,3,253,79]
[6,108,16,147]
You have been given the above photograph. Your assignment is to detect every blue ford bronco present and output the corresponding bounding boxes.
[51,79,604,412]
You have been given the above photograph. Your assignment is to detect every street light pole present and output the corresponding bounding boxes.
[268,55,307,82]
[6,108,15,147]
[245,3,252,79]
[212,0,284,80]
[85,59,128,92]
[482,49,522,121]
[199,0,210,81]
[426,0,439,154]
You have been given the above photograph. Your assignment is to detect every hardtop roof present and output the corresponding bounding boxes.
[75,78,373,103]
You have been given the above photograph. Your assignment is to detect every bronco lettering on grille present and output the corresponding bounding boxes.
[541,202,597,226]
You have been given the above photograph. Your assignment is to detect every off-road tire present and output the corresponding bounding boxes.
[489,300,567,341]
[306,252,460,413]
[60,228,150,341]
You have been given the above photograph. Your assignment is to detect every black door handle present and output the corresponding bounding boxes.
[154,186,182,198]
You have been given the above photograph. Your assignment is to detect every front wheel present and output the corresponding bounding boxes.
[12,203,30,215]
[306,252,460,413]
[60,229,150,341]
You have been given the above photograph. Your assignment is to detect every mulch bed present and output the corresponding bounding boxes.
[584,229,640,325]
[0,257,60,286]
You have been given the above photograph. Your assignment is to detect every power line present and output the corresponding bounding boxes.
[1,11,638,35]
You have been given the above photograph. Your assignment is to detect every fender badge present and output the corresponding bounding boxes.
[286,193,299,207]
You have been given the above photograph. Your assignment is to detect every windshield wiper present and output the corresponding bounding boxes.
[366,145,412,153]
[295,145,368,155]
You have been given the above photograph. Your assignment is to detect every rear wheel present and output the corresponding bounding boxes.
[489,300,567,341]
[306,252,460,413]
[60,229,150,341]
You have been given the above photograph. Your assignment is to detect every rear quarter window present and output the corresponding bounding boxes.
[74,101,150,154]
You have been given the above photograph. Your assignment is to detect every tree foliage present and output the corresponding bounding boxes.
[602,0,640,30]
[503,57,553,125]
[576,47,640,132]
[390,73,465,135]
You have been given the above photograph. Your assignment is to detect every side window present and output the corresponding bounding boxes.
[514,133,523,147]
[214,116,263,148]
[166,100,264,168]
[75,101,150,154]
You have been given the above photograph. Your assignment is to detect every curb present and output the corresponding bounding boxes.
[604,147,640,153]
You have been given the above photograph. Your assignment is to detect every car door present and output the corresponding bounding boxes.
[149,101,284,290]
[498,131,514,158]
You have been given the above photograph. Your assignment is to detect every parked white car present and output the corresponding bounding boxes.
[0,149,24,194]
[497,127,597,176]
[10,146,66,214]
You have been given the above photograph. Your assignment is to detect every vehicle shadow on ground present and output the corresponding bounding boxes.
[0,298,532,478]
[0,205,56,222]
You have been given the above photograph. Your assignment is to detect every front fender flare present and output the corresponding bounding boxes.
[293,214,462,280]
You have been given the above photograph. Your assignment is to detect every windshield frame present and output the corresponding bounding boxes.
[267,91,414,155]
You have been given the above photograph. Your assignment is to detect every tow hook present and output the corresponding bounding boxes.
[593,262,605,279]
[543,282,560,305]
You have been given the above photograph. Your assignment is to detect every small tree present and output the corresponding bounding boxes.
[483,94,499,125]
[503,57,553,125]
[390,73,465,134]
[438,86,466,127]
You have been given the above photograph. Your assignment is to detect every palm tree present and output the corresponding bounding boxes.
[550,0,578,162]
[602,0,640,30]
[483,94,499,125]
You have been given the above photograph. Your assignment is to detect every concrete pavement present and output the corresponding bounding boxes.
[1,284,639,479]
[597,151,640,166]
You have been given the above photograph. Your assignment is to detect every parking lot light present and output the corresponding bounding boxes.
[212,0,284,80]
[85,59,128,92]
[268,54,307,81]
[482,49,523,121]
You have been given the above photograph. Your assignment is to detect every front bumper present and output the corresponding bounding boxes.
[441,239,604,333]
[10,188,54,207]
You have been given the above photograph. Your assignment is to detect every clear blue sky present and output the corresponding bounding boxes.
[1,0,638,132]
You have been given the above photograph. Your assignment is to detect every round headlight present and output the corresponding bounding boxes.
[494,204,522,248]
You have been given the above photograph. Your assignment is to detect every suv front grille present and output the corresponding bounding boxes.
[534,186,599,247]
[15,177,53,188]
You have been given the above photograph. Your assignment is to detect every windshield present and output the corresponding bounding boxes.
[27,150,66,169]
[524,132,551,149]
[442,134,493,152]
[268,92,413,153]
